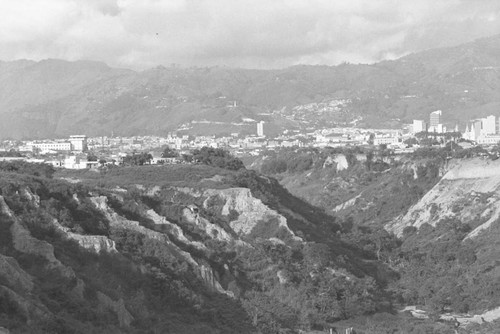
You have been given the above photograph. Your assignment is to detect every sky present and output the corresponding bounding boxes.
[0,0,499,70]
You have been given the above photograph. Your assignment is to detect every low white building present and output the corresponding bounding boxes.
[63,156,96,169]
[31,141,71,152]
[30,135,88,153]
[373,136,400,146]
[477,135,500,145]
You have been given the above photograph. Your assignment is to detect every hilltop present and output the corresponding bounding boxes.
[1,34,500,139]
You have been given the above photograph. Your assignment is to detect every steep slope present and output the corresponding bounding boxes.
[380,157,500,320]
[252,147,500,329]
[0,163,392,333]
[386,157,500,237]
[251,147,444,229]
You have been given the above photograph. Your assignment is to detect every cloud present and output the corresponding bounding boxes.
[0,0,499,69]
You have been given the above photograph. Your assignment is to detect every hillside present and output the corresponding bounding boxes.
[385,157,500,320]
[253,147,500,331]
[0,161,398,333]
[4,154,500,332]
[249,146,444,228]
[1,34,500,139]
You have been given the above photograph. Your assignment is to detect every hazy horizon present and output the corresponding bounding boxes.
[2,30,499,73]
[1,0,499,70]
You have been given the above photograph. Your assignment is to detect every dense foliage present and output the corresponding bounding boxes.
[0,149,24,157]
[248,145,500,331]
[161,146,179,158]
[190,147,245,171]
[388,217,500,317]
[122,151,153,166]
[0,160,55,178]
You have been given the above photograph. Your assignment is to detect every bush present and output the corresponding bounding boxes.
[0,161,55,178]
[287,155,313,173]
[191,147,245,171]
[260,159,288,175]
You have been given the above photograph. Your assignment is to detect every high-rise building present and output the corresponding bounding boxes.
[481,115,497,135]
[412,120,426,133]
[257,121,264,137]
[429,110,442,127]
[472,120,482,141]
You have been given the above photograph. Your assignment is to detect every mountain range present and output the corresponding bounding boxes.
[1,34,500,139]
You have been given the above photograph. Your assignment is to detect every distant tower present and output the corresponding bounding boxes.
[257,121,264,137]
[472,120,482,141]
[429,110,442,127]
[69,135,88,152]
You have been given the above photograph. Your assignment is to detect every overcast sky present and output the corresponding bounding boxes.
[0,0,499,70]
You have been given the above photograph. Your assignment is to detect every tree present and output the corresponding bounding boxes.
[162,146,179,158]
[0,149,23,157]
[368,133,375,145]
[122,152,153,166]
[365,151,374,170]
[87,153,98,161]
[191,147,244,170]
[286,154,313,173]
[0,161,55,178]
[404,137,418,147]
[261,158,287,174]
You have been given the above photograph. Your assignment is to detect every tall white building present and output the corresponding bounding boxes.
[481,115,497,135]
[427,110,445,133]
[412,120,426,133]
[429,110,442,127]
[257,121,264,137]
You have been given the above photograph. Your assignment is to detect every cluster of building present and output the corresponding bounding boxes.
[0,135,99,169]
[412,110,455,134]
[3,109,500,170]
[462,115,500,144]
[23,135,88,153]
[413,110,500,145]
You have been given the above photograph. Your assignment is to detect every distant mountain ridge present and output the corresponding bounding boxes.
[1,34,500,139]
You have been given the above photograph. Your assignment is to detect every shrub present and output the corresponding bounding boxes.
[191,147,245,171]
[0,161,55,178]
[260,159,287,175]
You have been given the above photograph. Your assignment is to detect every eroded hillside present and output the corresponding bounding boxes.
[0,163,392,333]
[383,157,500,322]
[251,147,445,229]
[254,147,500,331]
[387,157,500,237]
